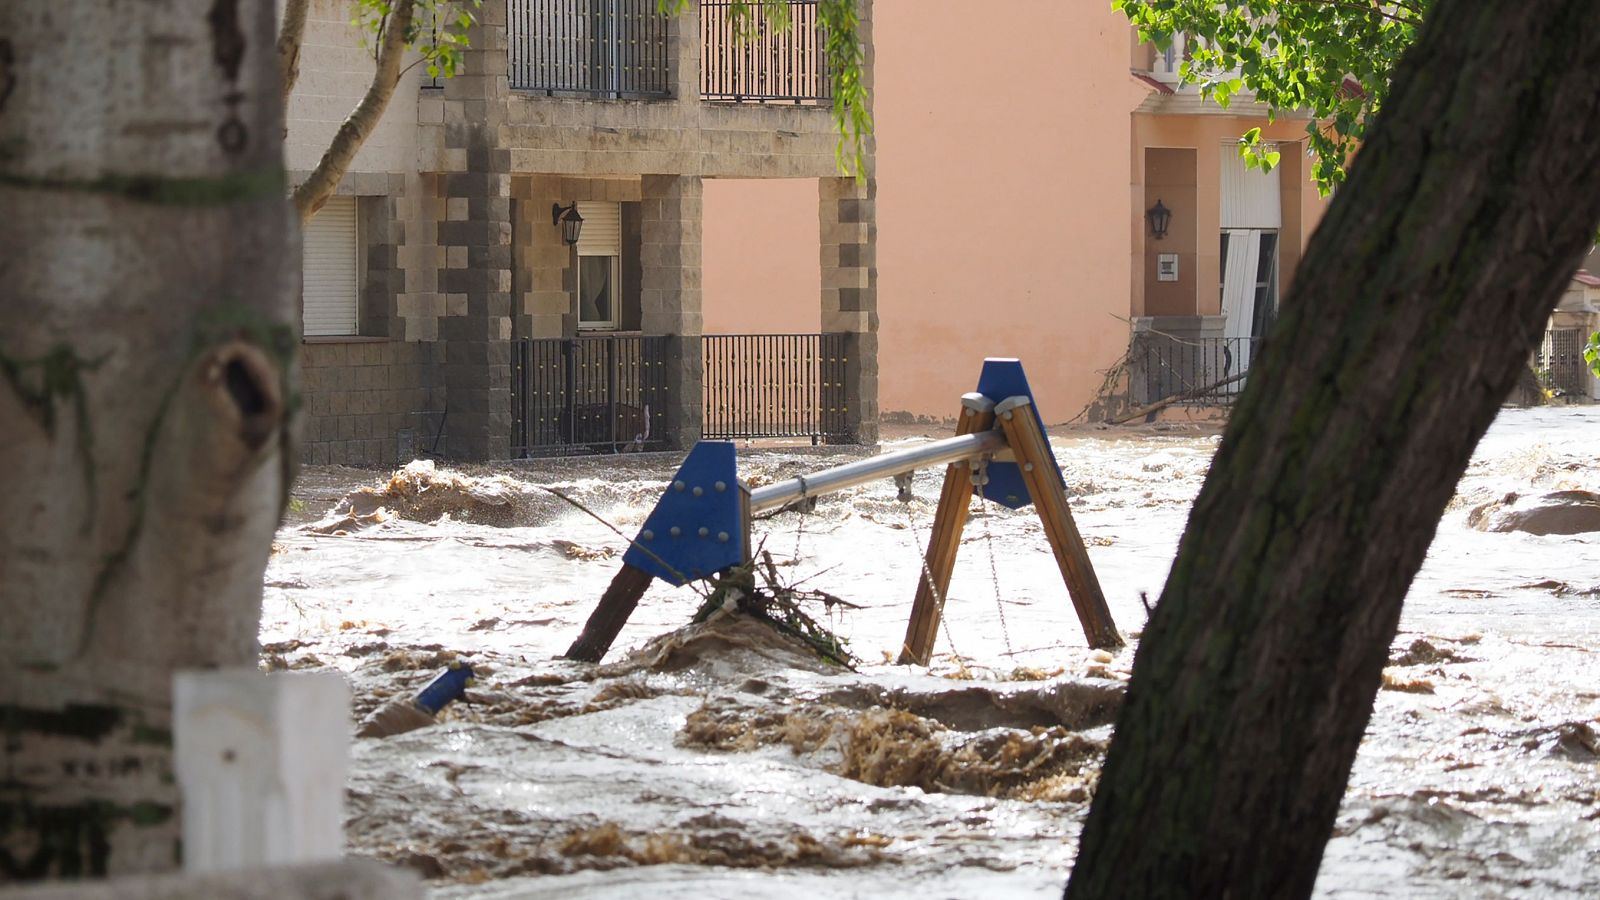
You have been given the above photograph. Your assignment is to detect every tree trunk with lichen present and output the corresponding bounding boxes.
[1067,3,1600,899]
[0,0,293,881]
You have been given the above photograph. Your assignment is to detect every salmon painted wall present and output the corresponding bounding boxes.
[703,179,821,333]
[871,1,1147,419]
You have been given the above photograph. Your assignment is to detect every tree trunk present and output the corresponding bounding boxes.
[1067,4,1600,899]
[0,0,293,880]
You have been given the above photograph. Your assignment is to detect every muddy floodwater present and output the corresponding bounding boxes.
[263,407,1600,898]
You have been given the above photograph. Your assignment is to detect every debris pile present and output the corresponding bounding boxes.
[679,696,1107,802]
[306,460,556,533]
[1467,490,1600,535]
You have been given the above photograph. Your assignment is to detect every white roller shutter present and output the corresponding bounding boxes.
[1219,143,1282,229]
[575,201,620,256]
[303,197,358,336]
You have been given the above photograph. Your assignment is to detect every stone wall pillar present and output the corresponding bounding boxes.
[820,176,879,444]
[818,0,877,445]
[358,190,406,339]
[640,174,704,449]
[437,3,513,460]
[512,175,573,340]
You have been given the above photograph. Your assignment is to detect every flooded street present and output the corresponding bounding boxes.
[262,407,1600,898]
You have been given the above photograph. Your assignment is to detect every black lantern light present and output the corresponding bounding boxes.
[1146,198,1172,240]
[552,202,584,246]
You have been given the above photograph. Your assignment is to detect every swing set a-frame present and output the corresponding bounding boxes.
[564,359,1123,664]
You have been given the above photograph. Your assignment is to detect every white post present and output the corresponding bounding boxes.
[173,669,351,873]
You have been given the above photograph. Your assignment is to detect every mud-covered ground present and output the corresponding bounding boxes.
[263,407,1600,898]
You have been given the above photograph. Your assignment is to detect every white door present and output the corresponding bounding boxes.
[1218,145,1283,387]
[1220,229,1280,377]
[1221,229,1261,358]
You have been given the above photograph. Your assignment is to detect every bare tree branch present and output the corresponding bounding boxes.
[277,0,312,116]
[292,1,417,221]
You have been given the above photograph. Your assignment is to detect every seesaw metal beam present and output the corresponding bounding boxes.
[748,428,1007,515]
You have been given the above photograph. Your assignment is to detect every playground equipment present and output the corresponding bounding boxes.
[565,359,1123,664]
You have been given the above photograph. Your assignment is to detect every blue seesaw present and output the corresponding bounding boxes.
[564,359,1122,664]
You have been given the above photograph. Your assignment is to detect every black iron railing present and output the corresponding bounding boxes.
[701,0,830,103]
[508,0,671,97]
[1129,335,1262,407]
[1538,327,1590,398]
[703,333,848,440]
[511,335,670,457]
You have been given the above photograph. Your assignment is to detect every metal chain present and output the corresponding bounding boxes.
[903,481,965,669]
[792,477,809,570]
[972,457,1015,658]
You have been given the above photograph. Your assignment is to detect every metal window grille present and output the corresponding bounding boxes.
[508,0,671,97]
[700,0,831,103]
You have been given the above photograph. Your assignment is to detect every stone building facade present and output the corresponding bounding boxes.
[286,0,877,466]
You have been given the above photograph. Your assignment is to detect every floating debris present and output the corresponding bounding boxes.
[1467,490,1600,535]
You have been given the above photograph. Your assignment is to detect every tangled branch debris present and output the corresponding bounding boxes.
[692,548,861,669]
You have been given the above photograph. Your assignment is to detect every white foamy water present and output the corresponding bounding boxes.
[263,406,1600,898]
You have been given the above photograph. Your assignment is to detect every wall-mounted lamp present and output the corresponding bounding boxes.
[552,202,584,246]
[1146,199,1172,240]
[1146,199,1173,240]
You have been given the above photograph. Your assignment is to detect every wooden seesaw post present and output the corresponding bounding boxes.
[898,393,995,664]
[563,358,1122,664]
[995,395,1122,650]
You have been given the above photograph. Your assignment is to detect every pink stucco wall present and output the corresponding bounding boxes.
[870,0,1147,419]
[703,178,821,333]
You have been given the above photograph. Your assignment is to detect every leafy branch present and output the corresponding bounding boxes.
[1117,0,1432,193]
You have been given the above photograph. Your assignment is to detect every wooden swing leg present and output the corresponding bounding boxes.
[898,395,995,665]
[565,563,655,662]
[997,399,1124,650]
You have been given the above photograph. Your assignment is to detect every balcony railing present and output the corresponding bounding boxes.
[511,335,671,456]
[1538,327,1590,398]
[701,0,831,104]
[1128,335,1261,408]
[703,333,848,441]
[508,0,671,97]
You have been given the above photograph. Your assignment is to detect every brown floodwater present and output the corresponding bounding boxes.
[263,406,1600,898]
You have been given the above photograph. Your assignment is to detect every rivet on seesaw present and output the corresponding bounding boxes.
[1002,411,1013,420]
[693,486,704,497]
[1023,462,1035,472]
[642,530,655,541]
[670,526,681,537]
[714,481,727,492]
[698,527,709,538]
[717,532,730,542]
[673,480,686,492]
